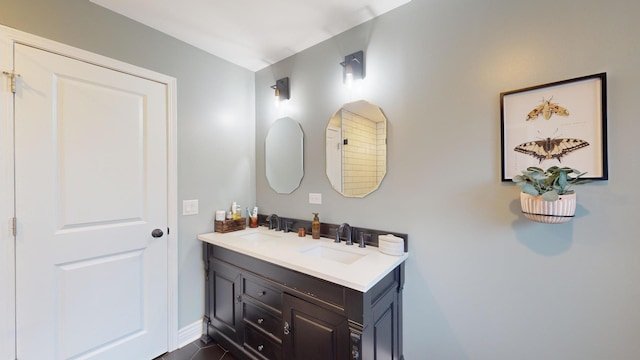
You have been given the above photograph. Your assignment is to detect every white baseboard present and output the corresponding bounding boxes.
[178,319,203,348]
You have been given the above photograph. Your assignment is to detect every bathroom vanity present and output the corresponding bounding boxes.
[198,227,407,360]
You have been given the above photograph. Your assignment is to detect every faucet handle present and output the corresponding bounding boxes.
[283,219,293,233]
[358,232,366,248]
[267,214,280,230]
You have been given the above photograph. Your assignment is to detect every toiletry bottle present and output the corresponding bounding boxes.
[233,204,241,220]
[231,202,239,220]
[312,213,320,239]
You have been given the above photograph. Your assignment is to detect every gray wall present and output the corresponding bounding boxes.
[256,0,640,359]
[5,0,640,358]
[0,0,256,329]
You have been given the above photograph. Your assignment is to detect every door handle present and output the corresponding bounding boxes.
[151,229,164,238]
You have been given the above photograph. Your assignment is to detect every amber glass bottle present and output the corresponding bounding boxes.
[312,213,320,239]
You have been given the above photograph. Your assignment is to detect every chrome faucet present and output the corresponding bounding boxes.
[267,214,280,231]
[335,223,353,245]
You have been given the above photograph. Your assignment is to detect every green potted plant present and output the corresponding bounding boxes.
[512,166,588,223]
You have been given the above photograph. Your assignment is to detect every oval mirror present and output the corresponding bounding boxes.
[266,117,304,194]
[326,100,387,197]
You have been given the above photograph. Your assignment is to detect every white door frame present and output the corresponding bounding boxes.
[0,25,179,359]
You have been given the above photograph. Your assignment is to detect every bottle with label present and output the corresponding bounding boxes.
[233,204,241,220]
[312,213,320,239]
[230,202,239,220]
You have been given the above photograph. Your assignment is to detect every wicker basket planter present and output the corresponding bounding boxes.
[214,218,246,233]
[520,192,576,224]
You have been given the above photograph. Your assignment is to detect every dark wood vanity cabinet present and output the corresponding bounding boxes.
[209,260,243,344]
[203,243,405,360]
[282,293,350,359]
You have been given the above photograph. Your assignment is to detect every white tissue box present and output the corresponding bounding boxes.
[378,234,404,256]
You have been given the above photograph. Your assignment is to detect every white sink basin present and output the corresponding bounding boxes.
[238,231,282,244]
[300,243,366,264]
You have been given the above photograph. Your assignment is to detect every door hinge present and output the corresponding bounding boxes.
[2,70,21,93]
[11,217,17,237]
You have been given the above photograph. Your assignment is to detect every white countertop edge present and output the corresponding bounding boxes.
[198,229,408,292]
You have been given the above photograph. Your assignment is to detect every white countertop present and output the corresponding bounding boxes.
[198,227,408,292]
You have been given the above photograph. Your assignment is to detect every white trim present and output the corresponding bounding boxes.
[0,26,17,360]
[166,75,179,352]
[178,320,204,349]
[0,24,179,357]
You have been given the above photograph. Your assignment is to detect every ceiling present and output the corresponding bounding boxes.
[90,0,411,72]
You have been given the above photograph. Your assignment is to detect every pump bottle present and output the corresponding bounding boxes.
[312,213,320,239]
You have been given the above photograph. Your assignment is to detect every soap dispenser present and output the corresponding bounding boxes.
[312,213,320,239]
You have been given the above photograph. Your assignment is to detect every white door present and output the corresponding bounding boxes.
[14,43,168,359]
[326,126,342,193]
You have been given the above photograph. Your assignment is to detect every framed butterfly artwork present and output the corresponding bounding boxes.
[500,73,608,181]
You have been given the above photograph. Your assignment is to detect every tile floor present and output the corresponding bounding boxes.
[153,339,238,360]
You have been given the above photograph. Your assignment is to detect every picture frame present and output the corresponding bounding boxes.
[500,73,608,181]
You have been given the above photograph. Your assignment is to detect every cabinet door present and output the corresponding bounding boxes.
[364,285,401,360]
[210,261,243,343]
[283,294,349,360]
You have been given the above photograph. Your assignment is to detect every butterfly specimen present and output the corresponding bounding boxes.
[514,137,589,163]
[526,97,570,121]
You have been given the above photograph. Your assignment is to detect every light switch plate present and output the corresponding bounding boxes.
[182,199,199,215]
[309,193,322,205]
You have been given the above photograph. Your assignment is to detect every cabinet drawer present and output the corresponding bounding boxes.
[245,326,283,360]
[243,276,282,310]
[243,301,282,341]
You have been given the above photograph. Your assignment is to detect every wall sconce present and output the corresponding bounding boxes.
[271,77,290,107]
[340,51,365,87]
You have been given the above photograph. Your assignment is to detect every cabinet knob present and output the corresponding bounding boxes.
[257,290,266,297]
[257,318,264,324]
[235,295,242,303]
[257,344,264,352]
[283,321,290,335]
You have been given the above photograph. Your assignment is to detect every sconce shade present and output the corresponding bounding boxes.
[271,77,290,101]
[340,51,365,84]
